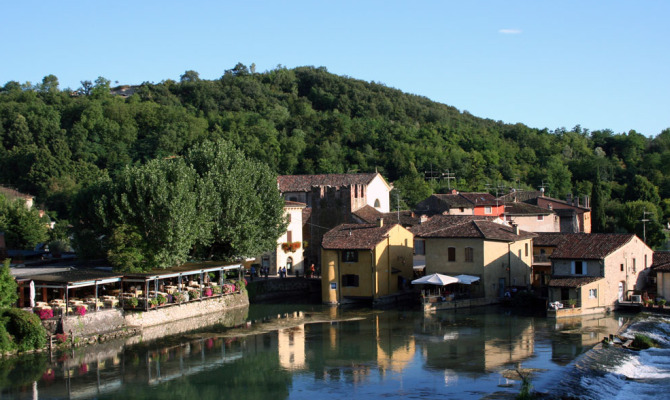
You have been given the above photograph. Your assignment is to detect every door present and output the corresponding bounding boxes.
[499,278,506,297]
[618,282,624,301]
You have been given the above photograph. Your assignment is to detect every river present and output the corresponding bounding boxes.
[0,304,665,400]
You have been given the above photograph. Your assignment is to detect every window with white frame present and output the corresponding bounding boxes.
[537,215,544,221]
[485,206,492,214]
[589,288,598,298]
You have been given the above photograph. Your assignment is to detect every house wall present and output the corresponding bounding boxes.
[508,215,560,233]
[473,204,505,217]
[603,236,653,304]
[373,225,414,298]
[657,271,670,299]
[446,207,474,215]
[321,248,374,303]
[275,206,305,275]
[424,237,533,299]
[366,174,391,213]
[536,198,591,233]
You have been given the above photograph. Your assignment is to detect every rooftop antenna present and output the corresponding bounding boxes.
[442,170,456,190]
[397,192,401,224]
[539,181,549,196]
[641,208,653,243]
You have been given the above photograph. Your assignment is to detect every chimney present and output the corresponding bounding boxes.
[548,204,552,210]
[419,215,428,224]
[583,195,590,208]
[377,217,384,227]
[451,189,459,195]
[512,224,519,235]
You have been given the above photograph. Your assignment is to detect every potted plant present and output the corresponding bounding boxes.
[212,285,222,295]
[149,298,158,308]
[290,241,301,252]
[204,288,213,297]
[657,299,666,308]
[37,308,54,320]
[157,294,167,306]
[76,306,87,316]
[189,289,200,300]
[127,297,139,308]
[567,299,577,308]
[645,299,654,307]
[281,242,291,252]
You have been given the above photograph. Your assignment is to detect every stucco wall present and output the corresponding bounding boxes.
[374,225,413,297]
[510,215,560,233]
[424,237,532,299]
[658,272,670,299]
[366,174,391,213]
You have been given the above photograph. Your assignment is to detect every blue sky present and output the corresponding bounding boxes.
[2,1,669,136]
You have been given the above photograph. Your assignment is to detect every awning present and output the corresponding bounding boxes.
[411,273,459,286]
[455,274,480,285]
[413,259,426,271]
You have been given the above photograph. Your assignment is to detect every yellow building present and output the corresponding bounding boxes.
[321,221,414,304]
[412,216,535,299]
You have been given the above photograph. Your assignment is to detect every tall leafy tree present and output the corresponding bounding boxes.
[591,169,608,233]
[185,140,287,260]
[0,195,48,250]
[0,259,18,308]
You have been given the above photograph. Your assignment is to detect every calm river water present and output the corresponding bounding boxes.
[0,304,661,400]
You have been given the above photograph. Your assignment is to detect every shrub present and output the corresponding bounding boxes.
[212,285,222,295]
[75,306,86,316]
[157,294,167,305]
[188,290,200,299]
[1,309,47,351]
[149,298,158,307]
[0,323,15,353]
[657,299,666,307]
[55,333,68,344]
[126,297,139,308]
[204,288,213,297]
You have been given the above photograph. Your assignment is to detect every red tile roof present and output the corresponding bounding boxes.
[652,251,670,272]
[322,223,396,250]
[548,233,636,260]
[353,205,420,227]
[412,217,535,242]
[457,192,499,206]
[533,232,571,247]
[278,173,379,193]
[548,276,604,288]
[504,202,553,216]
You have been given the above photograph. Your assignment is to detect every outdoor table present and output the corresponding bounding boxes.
[104,299,119,308]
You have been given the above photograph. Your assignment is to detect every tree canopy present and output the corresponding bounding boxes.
[2,64,670,248]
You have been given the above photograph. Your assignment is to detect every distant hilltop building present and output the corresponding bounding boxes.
[0,186,34,209]
[414,190,504,218]
[277,172,392,268]
[498,189,591,233]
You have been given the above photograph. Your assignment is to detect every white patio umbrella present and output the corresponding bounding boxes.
[29,280,35,308]
[411,273,459,286]
[455,275,480,285]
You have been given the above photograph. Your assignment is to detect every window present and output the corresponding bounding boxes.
[287,231,292,243]
[289,196,298,202]
[342,250,358,263]
[574,261,584,275]
[465,247,474,262]
[620,263,624,272]
[525,243,529,257]
[518,249,522,259]
[589,288,598,299]
[537,215,544,221]
[506,215,513,221]
[633,258,636,273]
[414,239,425,255]
[459,207,465,213]
[485,206,492,214]
[374,199,381,208]
[448,247,456,262]
[645,254,648,269]
[342,274,359,287]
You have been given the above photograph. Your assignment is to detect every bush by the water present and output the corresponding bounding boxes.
[1,309,47,351]
[632,334,656,350]
[0,322,14,353]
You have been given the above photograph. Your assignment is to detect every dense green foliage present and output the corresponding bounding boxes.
[0,195,49,250]
[0,259,18,309]
[0,308,47,352]
[73,139,286,271]
[2,64,670,248]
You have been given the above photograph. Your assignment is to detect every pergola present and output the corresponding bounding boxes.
[24,269,123,315]
[121,261,244,310]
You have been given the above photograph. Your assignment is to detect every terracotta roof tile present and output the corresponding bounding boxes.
[533,232,571,247]
[322,223,396,250]
[353,205,420,227]
[457,192,499,206]
[278,173,378,193]
[412,217,535,241]
[504,202,553,216]
[548,276,604,288]
[549,233,636,260]
[652,251,670,271]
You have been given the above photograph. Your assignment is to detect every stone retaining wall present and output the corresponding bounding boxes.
[248,277,320,302]
[46,293,249,338]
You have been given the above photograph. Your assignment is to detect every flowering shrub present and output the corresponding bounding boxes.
[75,306,86,316]
[189,290,201,299]
[55,333,68,344]
[78,363,88,374]
[42,369,55,381]
[37,308,53,320]
[204,288,213,297]
[212,285,222,295]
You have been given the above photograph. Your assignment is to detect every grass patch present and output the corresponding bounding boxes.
[632,334,657,349]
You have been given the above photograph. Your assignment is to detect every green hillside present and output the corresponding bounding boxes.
[1,64,669,248]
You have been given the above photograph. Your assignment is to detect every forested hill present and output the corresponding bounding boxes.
[1,64,670,245]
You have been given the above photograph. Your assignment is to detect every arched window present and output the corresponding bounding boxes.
[374,199,381,208]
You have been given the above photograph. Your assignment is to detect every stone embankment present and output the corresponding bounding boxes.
[247,277,321,303]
